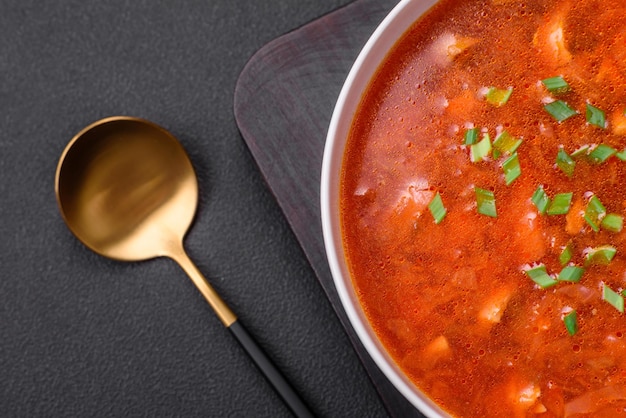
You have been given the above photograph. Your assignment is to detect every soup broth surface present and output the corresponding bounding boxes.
[341,0,626,416]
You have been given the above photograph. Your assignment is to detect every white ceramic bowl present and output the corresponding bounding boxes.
[320,0,449,416]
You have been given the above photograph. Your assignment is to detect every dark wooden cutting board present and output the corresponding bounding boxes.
[234,0,426,416]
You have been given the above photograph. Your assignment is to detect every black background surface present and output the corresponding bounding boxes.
[0,1,390,416]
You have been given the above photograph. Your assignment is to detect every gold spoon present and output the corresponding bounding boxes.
[55,116,313,418]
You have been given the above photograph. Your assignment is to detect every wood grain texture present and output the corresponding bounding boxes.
[234,0,425,416]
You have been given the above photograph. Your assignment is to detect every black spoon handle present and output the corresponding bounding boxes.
[169,250,313,416]
[228,320,315,418]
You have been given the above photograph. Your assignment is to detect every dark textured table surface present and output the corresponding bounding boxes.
[0,1,393,416]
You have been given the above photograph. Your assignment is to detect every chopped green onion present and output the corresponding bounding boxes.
[525,265,558,289]
[588,144,616,164]
[556,148,575,177]
[544,100,577,122]
[584,195,606,232]
[502,153,521,185]
[585,245,617,266]
[464,127,479,145]
[563,310,578,336]
[571,145,590,159]
[559,244,572,266]
[602,284,624,313]
[428,192,447,224]
[616,148,626,161]
[470,133,492,162]
[601,213,623,233]
[531,185,550,215]
[485,87,513,107]
[547,192,573,215]
[558,266,585,282]
[586,103,606,128]
[475,187,497,218]
[542,76,571,94]
[493,131,523,156]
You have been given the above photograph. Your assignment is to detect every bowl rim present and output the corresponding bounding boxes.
[320,0,448,416]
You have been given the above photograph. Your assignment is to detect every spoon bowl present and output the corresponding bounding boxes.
[55,116,313,417]
[56,117,197,261]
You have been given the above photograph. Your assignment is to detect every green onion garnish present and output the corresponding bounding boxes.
[616,148,626,161]
[542,76,571,94]
[601,213,623,233]
[584,195,606,232]
[531,185,550,215]
[559,244,572,266]
[585,245,617,266]
[470,133,492,162]
[485,87,513,107]
[558,266,585,282]
[571,145,590,159]
[525,265,558,289]
[493,131,522,156]
[547,192,573,215]
[544,100,577,122]
[475,187,497,218]
[464,127,479,145]
[602,284,624,313]
[586,103,606,128]
[428,192,447,224]
[502,153,521,185]
[555,148,575,177]
[563,310,578,336]
[588,144,616,164]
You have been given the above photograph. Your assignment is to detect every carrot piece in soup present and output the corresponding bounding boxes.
[445,89,479,122]
[611,109,626,136]
[445,35,478,60]
[422,335,452,369]
[514,211,546,262]
[510,382,541,409]
[478,287,514,324]
[565,197,585,235]
[532,4,572,67]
